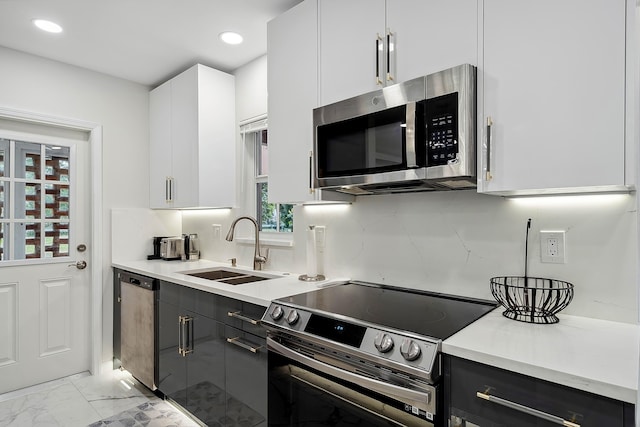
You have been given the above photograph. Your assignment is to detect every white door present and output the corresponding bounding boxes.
[0,131,91,394]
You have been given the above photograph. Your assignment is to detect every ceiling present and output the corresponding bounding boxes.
[0,0,303,87]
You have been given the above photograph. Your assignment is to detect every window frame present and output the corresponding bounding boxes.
[240,118,293,236]
[0,129,77,266]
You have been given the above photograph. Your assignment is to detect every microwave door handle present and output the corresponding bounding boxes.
[405,102,418,168]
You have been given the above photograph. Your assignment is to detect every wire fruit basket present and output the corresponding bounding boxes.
[490,276,574,324]
[490,219,574,324]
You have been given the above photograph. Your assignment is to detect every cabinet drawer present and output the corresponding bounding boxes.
[446,356,634,427]
[220,296,267,338]
[158,281,220,319]
[224,325,267,427]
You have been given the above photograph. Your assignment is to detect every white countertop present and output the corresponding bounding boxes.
[443,309,639,404]
[112,260,638,404]
[112,259,346,307]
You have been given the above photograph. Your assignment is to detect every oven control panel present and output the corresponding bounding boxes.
[263,303,441,379]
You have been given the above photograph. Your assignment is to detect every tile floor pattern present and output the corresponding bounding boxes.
[0,370,199,427]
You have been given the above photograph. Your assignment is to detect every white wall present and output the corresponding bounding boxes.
[181,54,639,325]
[0,46,150,367]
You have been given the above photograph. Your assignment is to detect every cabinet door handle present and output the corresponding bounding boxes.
[183,316,194,355]
[165,177,170,203]
[375,34,383,86]
[227,337,263,354]
[476,391,580,427]
[309,151,314,194]
[386,29,394,83]
[178,315,194,356]
[485,117,493,181]
[178,316,184,355]
[228,311,261,325]
[168,177,174,202]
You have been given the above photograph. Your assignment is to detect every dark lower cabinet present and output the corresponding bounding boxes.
[225,325,267,427]
[158,280,267,427]
[445,355,635,427]
[158,300,227,425]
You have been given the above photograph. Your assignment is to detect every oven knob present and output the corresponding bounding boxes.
[373,333,394,353]
[285,309,300,325]
[400,339,421,361]
[270,305,284,321]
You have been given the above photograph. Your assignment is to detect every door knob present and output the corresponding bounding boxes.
[69,260,87,270]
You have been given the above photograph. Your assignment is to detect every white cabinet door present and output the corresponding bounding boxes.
[319,0,385,106]
[479,0,626,194]
[387,0,478,82]
[149,81,173,208]
[268,0,319,204]
[268,0,352,204]
[170,66,200,208]
[197,65,236,208]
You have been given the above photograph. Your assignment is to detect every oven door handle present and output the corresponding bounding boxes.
[267,337,431,406]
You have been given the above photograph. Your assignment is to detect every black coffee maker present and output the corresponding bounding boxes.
[147,236,166,260]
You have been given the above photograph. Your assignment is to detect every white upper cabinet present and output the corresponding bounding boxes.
[478,0,629,195]
[319,0,478,106]
[267,0,352,204]
[149,64,236,209]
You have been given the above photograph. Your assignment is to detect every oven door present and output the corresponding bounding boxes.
[267,337,437,427]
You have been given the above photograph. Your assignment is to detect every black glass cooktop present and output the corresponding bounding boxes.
[278,281,498,340]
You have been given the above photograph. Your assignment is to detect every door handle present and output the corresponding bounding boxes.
[68,260,87,270]
[485,116,493,181]
[227,337,263,354]
[375,34,383,86]
[476,391,581,427]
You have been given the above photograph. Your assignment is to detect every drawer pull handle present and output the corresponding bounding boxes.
[476,391,580,427]
[227,337,263,354]
[228,311,260,325]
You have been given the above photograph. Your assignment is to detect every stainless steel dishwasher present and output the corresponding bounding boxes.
[118,270,158,390]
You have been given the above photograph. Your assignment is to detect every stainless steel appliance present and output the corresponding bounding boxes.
[147,236,167,260]
[313,64,476,195]
[262,281,497,426]
[160,236,184,260]
[186,233,200,261]
[118,270,158,390]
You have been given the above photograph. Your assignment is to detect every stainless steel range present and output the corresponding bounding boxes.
[262,281,497,426]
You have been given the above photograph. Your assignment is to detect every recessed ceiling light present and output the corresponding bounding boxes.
[219,31,243,45]
[33,19,63,33]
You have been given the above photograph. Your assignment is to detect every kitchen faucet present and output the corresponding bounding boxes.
[225,216,269,270]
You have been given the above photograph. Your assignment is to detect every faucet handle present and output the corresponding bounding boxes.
[228,257,237,267]
[255,248,269,267]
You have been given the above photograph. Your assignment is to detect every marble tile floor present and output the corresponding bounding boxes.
[0,370,199,427]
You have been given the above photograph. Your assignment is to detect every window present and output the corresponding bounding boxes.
[0,138,72,261]
[253,129,293,233]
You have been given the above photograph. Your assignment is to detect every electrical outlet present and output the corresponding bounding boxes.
[212,224,222,240]
[540,231,566,264]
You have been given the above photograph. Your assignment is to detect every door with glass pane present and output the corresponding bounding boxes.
[0,135,90,394]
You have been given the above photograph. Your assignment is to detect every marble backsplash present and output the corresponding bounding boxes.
[114,190,638,323]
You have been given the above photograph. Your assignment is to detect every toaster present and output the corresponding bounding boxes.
[160,237,184,260]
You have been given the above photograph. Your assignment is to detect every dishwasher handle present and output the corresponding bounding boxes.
[119,271,157,290]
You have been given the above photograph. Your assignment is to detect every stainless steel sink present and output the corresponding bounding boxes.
[218,275,271,285]
[185,269,245,280]
[180,267,277,285]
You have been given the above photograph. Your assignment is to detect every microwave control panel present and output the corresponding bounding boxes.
[424,92,458,166]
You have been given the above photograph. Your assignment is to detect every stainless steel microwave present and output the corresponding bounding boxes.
[313,64,476,195]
